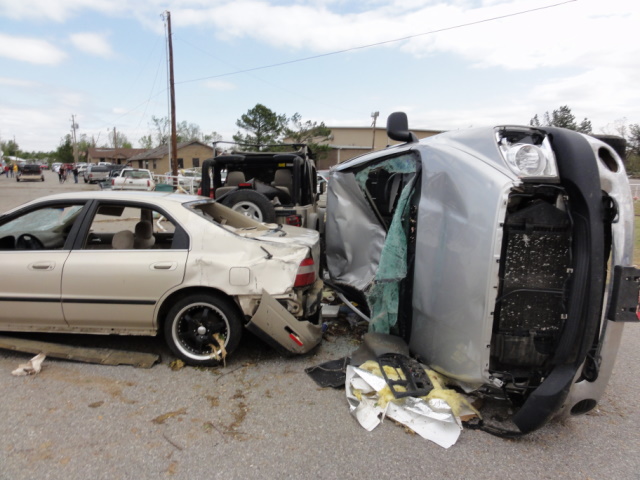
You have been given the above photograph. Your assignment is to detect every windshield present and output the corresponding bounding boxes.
[0,205,84,234]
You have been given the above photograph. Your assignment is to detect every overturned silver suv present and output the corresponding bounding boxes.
[325,112,638,433]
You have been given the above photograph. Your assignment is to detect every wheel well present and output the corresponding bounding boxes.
[156,287,243,331]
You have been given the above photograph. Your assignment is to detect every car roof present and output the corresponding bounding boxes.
[15,191,202,209]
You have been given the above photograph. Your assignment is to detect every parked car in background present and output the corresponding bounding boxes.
[0,191,323,366]
[16,164,44,182]
[76,162,88,177]
[111,168,155,191]
[84,164,111,184]
[325,112,638,434]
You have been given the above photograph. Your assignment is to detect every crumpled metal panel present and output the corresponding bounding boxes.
[408,144,516,386]
[245,290,322,354]
[325,172,386,291]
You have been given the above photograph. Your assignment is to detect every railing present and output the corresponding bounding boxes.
[153,175,201,195]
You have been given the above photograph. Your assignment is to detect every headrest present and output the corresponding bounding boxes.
[112,230,134,249]
[134,221,155,249]
[226,171,246,186]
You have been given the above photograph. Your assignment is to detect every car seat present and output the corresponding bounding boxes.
[134,221,155,249]
[272,169,293,197]
[215,171,246,197]
[112,230,134,249]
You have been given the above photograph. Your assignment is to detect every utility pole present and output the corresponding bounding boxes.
[71,115,79,164]
[165,11,179,177]
[371,111,379,150]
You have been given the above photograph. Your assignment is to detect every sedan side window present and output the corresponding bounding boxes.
[0,204,84,250]
[82,203,179,250]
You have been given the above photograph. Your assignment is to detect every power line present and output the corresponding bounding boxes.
[177,0,576,85]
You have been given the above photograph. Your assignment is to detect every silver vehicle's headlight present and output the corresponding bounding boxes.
[497,130,559,180]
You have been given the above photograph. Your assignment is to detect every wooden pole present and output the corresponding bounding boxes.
[166,11,179,177]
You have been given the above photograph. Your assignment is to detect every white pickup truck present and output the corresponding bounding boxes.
[111,168,156,191]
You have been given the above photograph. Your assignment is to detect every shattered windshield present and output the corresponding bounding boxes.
[0,205,84,234]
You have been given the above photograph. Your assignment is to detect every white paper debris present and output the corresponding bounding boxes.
[346,365,462,448]
[11,353,46,376]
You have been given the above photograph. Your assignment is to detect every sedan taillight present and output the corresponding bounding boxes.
[294,257,315,287]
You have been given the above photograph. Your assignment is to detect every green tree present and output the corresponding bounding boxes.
[147,115,171,146]
[232,104,288,148]
[101,131,132,149]
[1,139,19,157]
[140,117,221,148]
[530,105,592,134]
[54,135,74,164]
[139,134,154,149]
[628,123,640,158]
[203,131,223,145]
[176,120,202,143]
[285,113,332,160]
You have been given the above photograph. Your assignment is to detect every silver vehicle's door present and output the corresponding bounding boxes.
[61,249,188,331]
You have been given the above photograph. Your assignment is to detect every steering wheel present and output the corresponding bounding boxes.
[16,233,45,250]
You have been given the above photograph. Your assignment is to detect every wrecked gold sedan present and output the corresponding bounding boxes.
[0,191,323,366]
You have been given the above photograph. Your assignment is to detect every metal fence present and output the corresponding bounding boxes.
[153,174,201,195]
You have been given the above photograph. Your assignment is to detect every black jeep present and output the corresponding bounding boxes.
[201,143,323,230]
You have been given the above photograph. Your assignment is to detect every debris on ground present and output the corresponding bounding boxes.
[11,352,46,376]
[0,335,159,368]
[169,359,186,371]
[306,331,480,448]
[305,357,350,388]
[346,359,478,448]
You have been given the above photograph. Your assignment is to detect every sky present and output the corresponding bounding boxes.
[0,0,638,153]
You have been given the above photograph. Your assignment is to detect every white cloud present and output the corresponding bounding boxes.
[0,77,40,87]
[203,80,236,90]
[69,32,114,57]
[0,0,126,21]
[0,33,66,65]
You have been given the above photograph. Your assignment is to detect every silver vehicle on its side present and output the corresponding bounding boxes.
[325,112,638,434]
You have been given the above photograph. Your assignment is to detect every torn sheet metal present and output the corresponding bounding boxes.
[0,335,159,368]
[346,361,476,449]
[325,172,386,291]
[326,154,418,332]
[245,290,322,354]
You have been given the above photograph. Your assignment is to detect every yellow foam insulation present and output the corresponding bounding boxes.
[355,360,481,418]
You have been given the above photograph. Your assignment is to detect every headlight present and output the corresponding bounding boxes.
[497,129,559,180]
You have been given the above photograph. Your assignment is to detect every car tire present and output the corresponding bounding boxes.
[164,293,243,367]
[221,190,277,223]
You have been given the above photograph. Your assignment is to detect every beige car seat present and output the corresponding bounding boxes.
[215,171,246,197]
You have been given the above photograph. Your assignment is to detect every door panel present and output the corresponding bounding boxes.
[61,249,187,330]
[0,251,69,327]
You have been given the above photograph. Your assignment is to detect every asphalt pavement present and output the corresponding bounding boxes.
[0,172,639,480]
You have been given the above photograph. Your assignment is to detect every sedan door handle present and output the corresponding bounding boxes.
[30,262,55,271]
[151,262,177,270]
